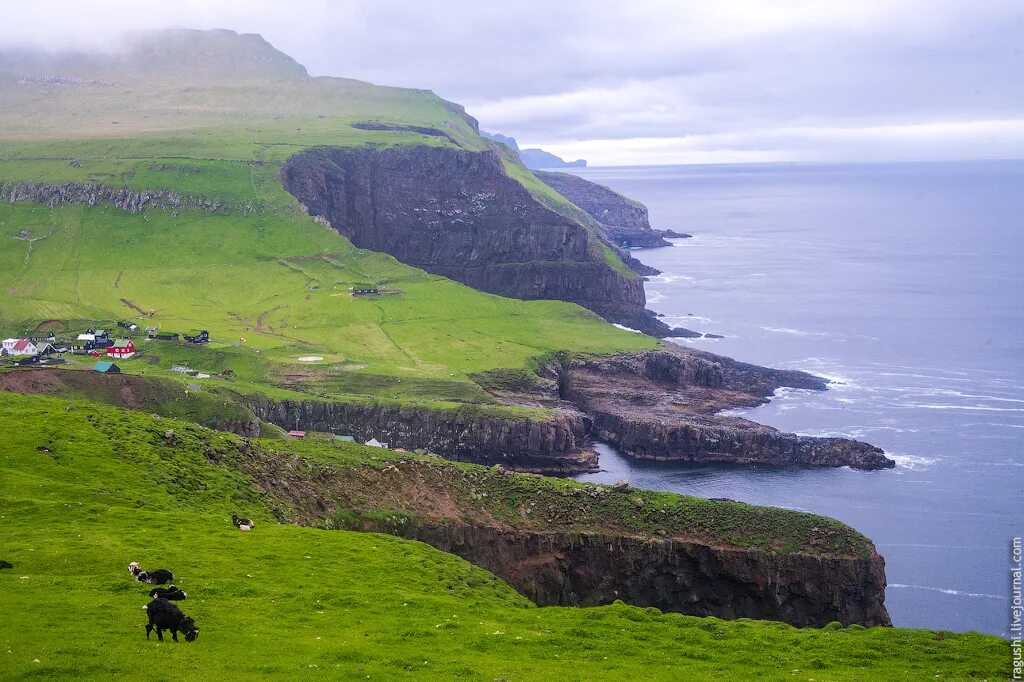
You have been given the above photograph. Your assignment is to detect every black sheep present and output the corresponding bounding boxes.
[149,585,188,600]
[129,562,174,585]
[144,598,199,642]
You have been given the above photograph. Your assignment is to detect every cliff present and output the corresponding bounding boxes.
[0,181,228,213]
[478,346,896,471]
[243,395,596,474]
[234,442,891,627]
[280,144,675,336]
[536,170,679,248]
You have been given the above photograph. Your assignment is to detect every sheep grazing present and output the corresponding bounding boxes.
[144,598,199,642]
[149,585,187,600]
[129,561,174,585]
[232,514,254,531]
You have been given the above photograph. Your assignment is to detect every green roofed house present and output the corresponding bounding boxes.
[92,361,121,374]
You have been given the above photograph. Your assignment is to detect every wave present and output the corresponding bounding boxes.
[888,584,1006,600]
[902,403,1024,413]
[761,326,826,337]
[647,273,696,284]
[888,453,939,470]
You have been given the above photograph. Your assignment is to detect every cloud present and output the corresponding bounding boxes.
[2,0,1022,164]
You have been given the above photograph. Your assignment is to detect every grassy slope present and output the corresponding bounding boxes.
[0,392,1008,680]
[0,55,652,403]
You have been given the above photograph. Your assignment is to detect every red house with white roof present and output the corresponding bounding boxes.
[106,339,135,359]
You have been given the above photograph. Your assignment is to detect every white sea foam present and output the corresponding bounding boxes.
[647,273,696,284]
[888,453,939,470]
[761,326,826,337]
[902,403,1024,413]
[888,584,1005,600]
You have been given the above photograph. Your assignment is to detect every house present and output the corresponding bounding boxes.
[287,430,306,439]
[2,338,38,356]
[364,438,387,448]
[36,343,58,356]
[334,435,355,442]
[76,333,96,342]
[92,361,121,374]
[107,339,136,359]
[184,330,210,344]
[145,326,158,336]
[153,333,179,342]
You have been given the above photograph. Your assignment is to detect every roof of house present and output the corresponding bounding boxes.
[76,333,95,341]
[364,438,384,448]
[111,339,133,347]
[92,361,119,372]
[12,339,32,351]
[287,430,306,437]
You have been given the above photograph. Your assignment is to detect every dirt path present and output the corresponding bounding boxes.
[120,298,147,315]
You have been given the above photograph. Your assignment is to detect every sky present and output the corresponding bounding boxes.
[2,0,1023,166]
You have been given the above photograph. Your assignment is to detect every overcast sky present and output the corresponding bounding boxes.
[3,1,1023,165]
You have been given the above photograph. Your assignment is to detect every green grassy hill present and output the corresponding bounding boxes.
[0,392,1008,680]
[0,30,653,405]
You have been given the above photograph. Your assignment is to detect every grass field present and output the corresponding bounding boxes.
[0,392,1010,680]
[0,28,651,406]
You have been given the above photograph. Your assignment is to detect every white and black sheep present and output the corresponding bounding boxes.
[128,561,174,585]
[231,514,254,531]
[149,585,188,600]
[144,598,199,642]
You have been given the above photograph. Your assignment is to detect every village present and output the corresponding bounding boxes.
[0,323,392,448]
[0,323,210,374]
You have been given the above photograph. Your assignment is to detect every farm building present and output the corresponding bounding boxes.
[2,338,38,356]
[364,438,387,448]
[287,430,306,439]
[107,339,136,359]
[92,361,121,374]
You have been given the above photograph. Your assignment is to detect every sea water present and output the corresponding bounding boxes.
[569,160,1024,636]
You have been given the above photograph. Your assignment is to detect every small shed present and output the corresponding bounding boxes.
[92,361,121,374]
[364,438,385,448]
[287,430,306,439]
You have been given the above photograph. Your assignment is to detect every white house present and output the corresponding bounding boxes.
[364,438,385,448]
[2,338,38,356]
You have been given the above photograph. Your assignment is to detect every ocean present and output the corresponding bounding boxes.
[568,161,1024,637]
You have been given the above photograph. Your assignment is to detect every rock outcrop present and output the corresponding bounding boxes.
[536,171,675,248]
[559,348,895,470]
[235,445,891,628]
[0,181,227,213]
[280,145,675,336]
[243,395,596,474]
[404,525,890,627]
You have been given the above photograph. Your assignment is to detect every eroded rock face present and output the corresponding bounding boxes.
[235,446,891,628]
[0,182,226,213]
[560,348,896,471]
[244,396,596,474]
[280,145,675,336]
[535,170,674,248]
[403,525,890,628]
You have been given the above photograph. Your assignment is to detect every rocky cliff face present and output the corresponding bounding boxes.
[235,445,890,627]
[243,395,596,474]
[280,145,675,336]
[560,348,895,470]
[401,525,889,627]
[535,171,680,248]
[476,346,895,471]
[0,181,227,213]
